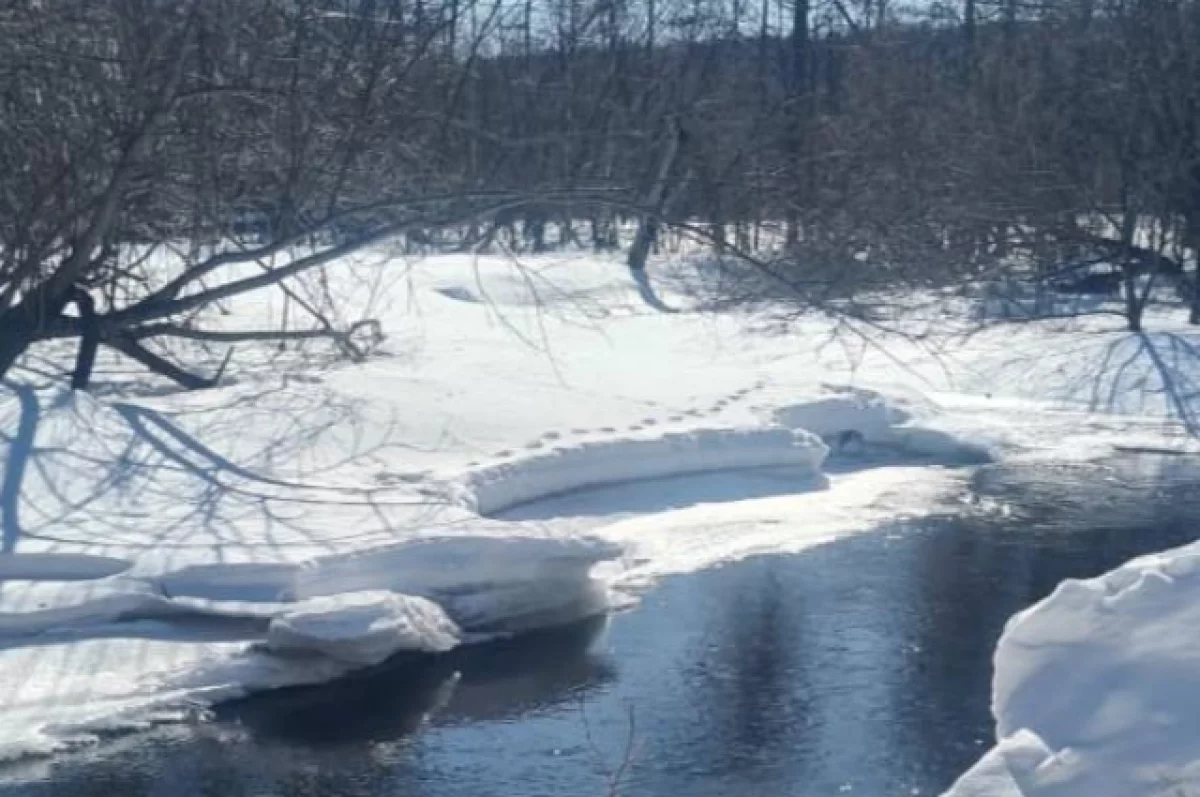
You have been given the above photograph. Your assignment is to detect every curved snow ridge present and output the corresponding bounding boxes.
[944,541,1200,797]
[448,425,830,516]
[769,390,992,462]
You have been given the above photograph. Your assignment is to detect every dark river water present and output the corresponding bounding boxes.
[4,454,1200,797]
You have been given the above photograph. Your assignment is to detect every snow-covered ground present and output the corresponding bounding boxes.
[3,249,1200,789]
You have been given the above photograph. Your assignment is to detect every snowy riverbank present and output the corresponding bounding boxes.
[945,530,1200,797]
[3,251,1200,791]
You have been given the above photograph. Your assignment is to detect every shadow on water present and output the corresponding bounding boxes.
[218,616,616,744]
[5,453,1200,797]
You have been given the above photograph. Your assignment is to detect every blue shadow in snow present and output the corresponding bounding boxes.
[1,383,39,553]
[497,466,830,521]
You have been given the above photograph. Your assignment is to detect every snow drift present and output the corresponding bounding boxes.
[769,387,992,462]
[944,541,1200,797]
[448,426,829,516]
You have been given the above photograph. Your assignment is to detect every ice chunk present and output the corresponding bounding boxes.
[439,577,611,634]
[266,591,461,666]
[943,730,1053,797]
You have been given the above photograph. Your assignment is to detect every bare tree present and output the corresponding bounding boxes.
[8,0,1200,374]
[0,0,514,388]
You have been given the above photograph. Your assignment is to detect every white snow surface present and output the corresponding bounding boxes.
[3,251,1200,775]
[944,543,1200,797]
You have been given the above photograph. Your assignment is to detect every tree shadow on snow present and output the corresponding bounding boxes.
[0,377,445,562]
[632,265,681,314]
[977,327,1200,435]
[1085,332,1200,433]
[0,382,39,553]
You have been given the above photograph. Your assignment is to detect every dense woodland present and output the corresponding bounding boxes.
[0,0,1198,385]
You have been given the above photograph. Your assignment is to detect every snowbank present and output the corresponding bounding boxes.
[944,541,1200,797]
[0,535,620,760]
[291,536,620,634]
[449,426,829,516]
[769,388,992,462]
[0,536,620,638]
[290,535,621,598]
[770,386,913,436]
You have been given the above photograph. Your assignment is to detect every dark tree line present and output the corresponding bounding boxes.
[1,0,1197,388]
[450,0,1200,329]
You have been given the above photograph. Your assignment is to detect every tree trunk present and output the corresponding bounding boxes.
[629,119,687,273]
[0,285,75,382]
[0,319,35,382]
[1123,268,1144,332]
[524,213,546,253]
[69,289,100,391]
[628,215,660,274]
[784,0,810,250]
[1119,209,1143,332]
[1186,218,1200,325]
[1189,263,1200,326]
